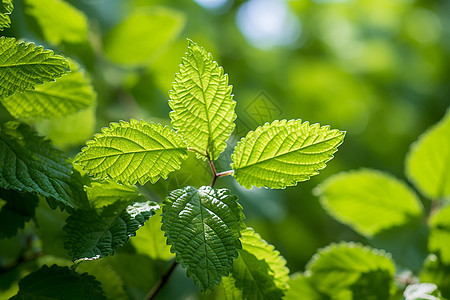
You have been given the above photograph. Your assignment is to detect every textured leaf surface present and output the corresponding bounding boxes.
[222,227,289,299]
[231,119,345,189]
[162,186,245,292]
[24,0,88,45]
[1,59,95,120]
[169,40,236,161]
[284,274,329,300]
[406,109,450,199]
[131,208,174,261]
[306,242,396,299]
[0,122,88,210]
[429,205,450,264]
[64,195,159,261]
[75,119,187,185]
[0,0,13,30]
[11,265,106,299]
[0,188,39,238]
[104,8,184,66]
[0,37,69,99]
[315,169,423,237]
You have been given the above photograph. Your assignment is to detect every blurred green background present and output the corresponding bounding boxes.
[1,0,449,298]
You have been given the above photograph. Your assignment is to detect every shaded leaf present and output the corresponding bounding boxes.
[315,169,423,237]
[162,186,245,292]
[429,205,450,264]
[284,273,330,300]
[169,39,236,161]
[406,109,450,199]
[11,265,106,299]
[0,37,68,99]
[75,119,188,185]
[231,119,345,189]
[0,0,13,31]
[421,254,450,299]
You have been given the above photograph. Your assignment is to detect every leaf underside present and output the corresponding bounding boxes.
[0,0,13,31]
[0,122,87,210]
[231,119,345,189]
[75,119,188,185]
[169,40,236,161]
[0,37,69,99]
[162,186,245,292]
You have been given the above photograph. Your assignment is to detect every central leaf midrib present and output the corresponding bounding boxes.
[197,190,210,286]
[80,147,186,160]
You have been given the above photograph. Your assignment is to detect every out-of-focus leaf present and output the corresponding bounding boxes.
[0,0,13,30]
[429,205,450,264]
[404,283,440,300]
[421,254,450,299]
[284,273,330,300]
[406,109,450,200]
[315,169,423,237]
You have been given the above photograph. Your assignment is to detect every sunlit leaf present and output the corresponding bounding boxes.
[429,205,450,264]
[0,37,69,99]
[0,0,13,31]
[24,0,88,45]
[406,109,450,200]
[75,119,188,185]
[315,169,423,237]
[231,119,345,189]
[162,186,245,292]
[169,40,236,161]
[284,273,329,300]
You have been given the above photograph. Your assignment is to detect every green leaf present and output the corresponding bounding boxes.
[0,37,69,99]
[75,119,188,185]
[306,242,396,299]
[222,227,289,299]
[0,188,39,238]
[1,59,96,120]
[104,8,185,66]
[161,186,245,292]
[284,273,330,300]
[131,208,174,261]
[314,169,423,237]
[421,254,450,299]
[11,265,106,299]
[231,119,345,189]
[406,109,450,200]
[404,283,441,300]
[64,199,159,262]
[0,122,88,210]
[169,40,236,161]
[429,205,450,264]
[0,0,13,31]
[23,0,88,46]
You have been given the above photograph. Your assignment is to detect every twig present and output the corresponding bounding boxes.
[144,260,178,300]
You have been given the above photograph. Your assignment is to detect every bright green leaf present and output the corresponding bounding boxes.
[11,265,106,300]
[314,169,423,237]
[0,0,13,31]
[231,119,345,189]
[406,109,450,200]
[74,119,188,185]
[429,205,450,264]
[24,0,88,45]
[0,188,39,238]
[162,186,245,292]
[1,59,96,120]
[306,242,396,299]
[0,122,88,210]
[0,37,69,99]
[169,40,236,161]
[284,273,329,300]
[104,8,185,66]
[222,227,289,299]
[131,208,174,261]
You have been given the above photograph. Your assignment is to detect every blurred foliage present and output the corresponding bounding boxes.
[0,0,449,298]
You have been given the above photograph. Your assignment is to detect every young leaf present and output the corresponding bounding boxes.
[0,188,39,238]
[429,205,450,264]
[0,122,88,210]
[23,0,88,45]
[161,186,245,292]
[0,37,69,99]
[64,200,159,262]
[11,265,106,299]
[222,227,290,299]
[1,59,96,120]
[284,273,330,300]
[231,119,345,189]
[314,169,423,237]
[74,119,188,185]
[0,0,13,31]
[406,109,450,200]
[306,242,396,299]
[169,40,236,161]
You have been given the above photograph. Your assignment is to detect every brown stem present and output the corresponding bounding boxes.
[144,260,178,300]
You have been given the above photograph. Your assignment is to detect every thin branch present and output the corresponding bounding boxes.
[144,260,178,300]
[217,170,234,177]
